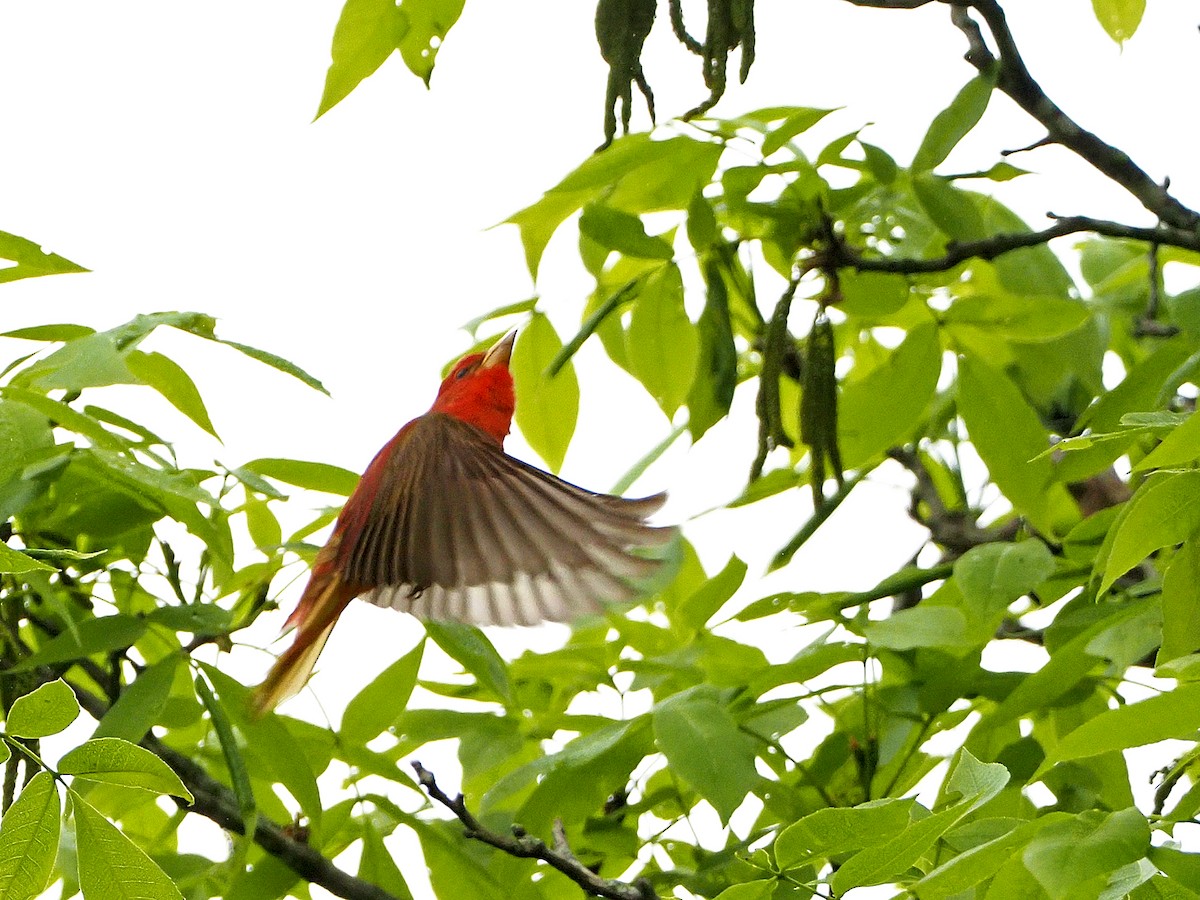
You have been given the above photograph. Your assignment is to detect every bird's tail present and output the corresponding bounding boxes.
[249,573,354,718]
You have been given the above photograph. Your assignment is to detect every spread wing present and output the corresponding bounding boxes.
[340,412,673,626]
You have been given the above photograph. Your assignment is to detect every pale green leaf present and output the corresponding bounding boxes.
[1135,410,1200,472]
[1023,808,1149,900]
[0,771,59,900]
[59,738,192,801]
[954,540,1055,614]
[342,638,425,745]
[912,75,994,172]
[316,0,406,118]
[93,657,179,743]
[839,322,941,467]
[0,231,88,284]
[1160,539,1200,665]
[1101,471,1200,595]
[627,263,698,419]
[958,352,1074,536]
[1039,682,1200,774]
[578,205,674,260]
[73,793,185,900]
[652,686,758,823]
[125,349,218,438]
[1092,0,1145,44]
[13,616,147,673]
[0,544,55,575]
[865,606,969,651]
[243,457,359,495]
[511,313,578,473]
[775,799,913,868]
[424,621,512,705]
[6,679,80,738]
[396,0,466,86]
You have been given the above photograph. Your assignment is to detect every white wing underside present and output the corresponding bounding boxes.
[348,413,672,627]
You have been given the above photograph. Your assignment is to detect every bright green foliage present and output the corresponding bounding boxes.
[5,5,1200,899]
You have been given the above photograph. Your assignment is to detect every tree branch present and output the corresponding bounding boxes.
[951,0,1200,231]
[411,761,658,900]
[65,680,403,900]
[825,214,1200,276]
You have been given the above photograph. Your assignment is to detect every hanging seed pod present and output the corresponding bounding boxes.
[595,0,657,150]
[800,310,843,508]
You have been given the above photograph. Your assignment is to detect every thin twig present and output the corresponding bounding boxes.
[411,761,658,900]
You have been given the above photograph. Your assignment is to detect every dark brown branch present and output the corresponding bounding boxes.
[65,680,402,900]
[825,214,1200,276]
[411,761,658,900]
[953,0,1200,231]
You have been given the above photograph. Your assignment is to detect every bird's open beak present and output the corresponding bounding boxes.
[481,329,517,370]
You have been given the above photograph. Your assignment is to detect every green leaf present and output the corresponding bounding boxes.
[1022,808,1149,899]
[914,816,1061,899]
[59,738,193,801]
[424,621,513,705]
[944,293,1090,343]
[2,323,94,341]
[1135,410,1200,472]
[775,798,914,868]
[866,606,968,651]
[957,353,1074,536]
[913,173,987,241]
[341,638,425,745]
[396,0,466,86]
[505,134,721,279]
[203,665,322,816]
[578,205,674,260]
[687,258,738,441]
[676,556,746,631]
[461,298,539,339]
[1101,471,1200,595]
[359,820,414,899]
[838,270,910,318]
[0,544,55,575]
[93,657,179,743]
[243,457,359,495]
[6,679,80,738]
[652,686,758,823]
[1092,0,1145,44]
[316,0,406,118]
[218,340,329,395]
[73,793,185,900]
[1151,847,1200,894]
[912,75,994,172]
[13,616,147,673]
[0,771,59,900]
[125,349,219,438]
[760,107,837,157]
[511,313,578,473]
[838,322,941,468]
[1038,682,1200,774]
[954,540,1055,614]
[943,749,1010,812]
[1160,538,1200,665]
[831,801,968,893]
[0,231,89,284]
[193,672,256,858]
[627,263,699,419]
[18,332,135,391]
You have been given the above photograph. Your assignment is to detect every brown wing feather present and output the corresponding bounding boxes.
[345,413,672,625]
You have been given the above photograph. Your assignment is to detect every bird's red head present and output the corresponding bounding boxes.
[430,330,517,444]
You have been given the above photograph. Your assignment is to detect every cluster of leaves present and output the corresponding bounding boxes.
[3,2,1199,900]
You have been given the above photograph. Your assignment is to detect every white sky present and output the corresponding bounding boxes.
[2,1,1198,893]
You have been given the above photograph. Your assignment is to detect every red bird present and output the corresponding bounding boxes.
[251,330,671,715]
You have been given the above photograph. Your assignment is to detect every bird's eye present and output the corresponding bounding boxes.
[454,366,471,380]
